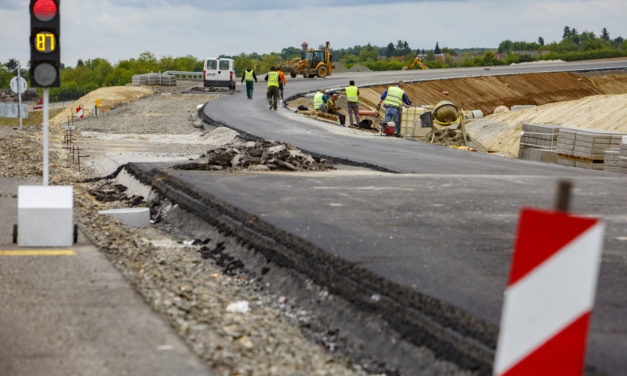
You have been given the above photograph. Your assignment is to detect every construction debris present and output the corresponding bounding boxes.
[174,139,335,172]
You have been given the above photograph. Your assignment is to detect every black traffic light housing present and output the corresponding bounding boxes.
[29,0,61,87]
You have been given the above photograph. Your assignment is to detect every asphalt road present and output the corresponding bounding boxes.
[194,60,627,373]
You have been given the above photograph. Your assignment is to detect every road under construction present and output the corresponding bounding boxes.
[158,59,627,374]
[2,58,627,375]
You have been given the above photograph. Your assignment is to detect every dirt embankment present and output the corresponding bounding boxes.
[358,71,627,115]
[50,86,155,129]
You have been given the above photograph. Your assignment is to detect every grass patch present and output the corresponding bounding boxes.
[0,109,65,127]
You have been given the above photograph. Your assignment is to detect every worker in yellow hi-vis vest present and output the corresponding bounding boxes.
[345,80,360,127]
[241,65,258,99]
[264,66,280,111]
[378,81,412,135]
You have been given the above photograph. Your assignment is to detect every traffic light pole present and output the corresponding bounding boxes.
[17,62,23,131]
[43,88,49,185]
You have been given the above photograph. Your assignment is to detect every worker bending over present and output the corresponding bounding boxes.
[264,66,280,111]
[241,65,258,100]
[378,81,412,135]
[325,92,346,126]
[313,90,328,112]
[345,80,360,126]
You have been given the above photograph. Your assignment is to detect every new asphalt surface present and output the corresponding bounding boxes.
[175,60,627,373]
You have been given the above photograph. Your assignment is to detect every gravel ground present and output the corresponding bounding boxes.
[73,92,217,134]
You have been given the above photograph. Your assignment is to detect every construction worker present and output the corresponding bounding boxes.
[277,67,287,103]
[313,90,327,112]
[241,65,257,99]
[345,80,360,127]
[325,92,346,126]
[264,66,280,110]
[378,81,412,135]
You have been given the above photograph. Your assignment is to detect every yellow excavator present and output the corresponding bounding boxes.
[403,54,429,70]
[280,41,334,78]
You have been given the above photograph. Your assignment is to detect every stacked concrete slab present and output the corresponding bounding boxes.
[604,149,622,173]
[609,136,627,174]
[557,129,625,171]
[518,124,560,163]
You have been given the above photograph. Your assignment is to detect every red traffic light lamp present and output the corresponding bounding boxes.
[33,0,58,21]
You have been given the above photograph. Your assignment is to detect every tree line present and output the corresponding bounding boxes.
[1,26,625,102]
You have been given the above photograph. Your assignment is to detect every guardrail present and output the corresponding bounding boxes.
[28,101,73,112]
[164,71,203,80]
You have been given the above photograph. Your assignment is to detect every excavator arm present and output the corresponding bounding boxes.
[405,55,429,70]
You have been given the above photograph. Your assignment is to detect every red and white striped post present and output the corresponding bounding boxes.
[494,181,604,376]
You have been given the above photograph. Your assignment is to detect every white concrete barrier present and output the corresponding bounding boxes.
[18,186,73,247]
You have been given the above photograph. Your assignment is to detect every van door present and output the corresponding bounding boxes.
[216,59,231,82]
[204,59,218,83]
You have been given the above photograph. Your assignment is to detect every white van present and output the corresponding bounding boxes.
[203,57,235,90]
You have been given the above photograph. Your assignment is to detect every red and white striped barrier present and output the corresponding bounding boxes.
[76,106,84,119]
[494,208,604,376]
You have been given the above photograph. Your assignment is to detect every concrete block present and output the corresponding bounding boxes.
[18,186,73,247]
[522,123,561,134]
[522,148,558,163]
[99,208,151,228]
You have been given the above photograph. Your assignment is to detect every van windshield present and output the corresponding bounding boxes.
[219,60,230,70]
[206,60,217,70]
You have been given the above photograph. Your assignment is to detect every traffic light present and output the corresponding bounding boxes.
[30,0,60,87]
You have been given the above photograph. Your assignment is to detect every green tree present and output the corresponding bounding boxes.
[563,26,571,39]
[538,36,545,46]
[601,28,610,41]
[359,45,378,62]
[5,58,19,71]
[434,42,441,54]
[385,42,395,58]
[103,67,134,86]
[498,40,513,53]
[280,47,301,61]
[0,64,13,88]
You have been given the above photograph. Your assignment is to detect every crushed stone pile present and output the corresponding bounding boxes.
[348,64,372,72]
[332,62,349,73]
[174,139,335,172]
[0,128,43,177]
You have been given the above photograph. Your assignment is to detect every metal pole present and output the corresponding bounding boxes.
[554,180,572,212]
[17,62,23,130]
[43,88,49,186]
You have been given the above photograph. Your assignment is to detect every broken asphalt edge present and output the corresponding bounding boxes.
[197,103,398,174]
[123,161,497,373]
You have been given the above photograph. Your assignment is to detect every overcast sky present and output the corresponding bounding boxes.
[1,0,626,68]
